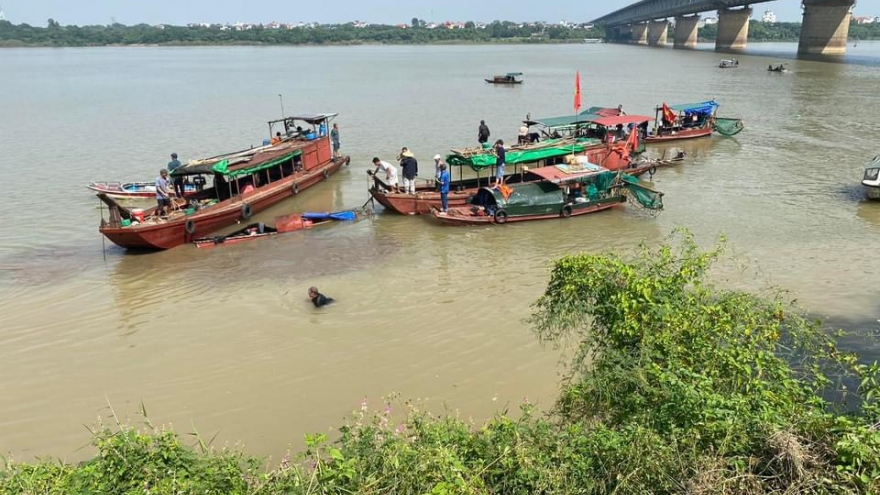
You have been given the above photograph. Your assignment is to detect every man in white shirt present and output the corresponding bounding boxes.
[518,124,529,144]
[372,157,399,192]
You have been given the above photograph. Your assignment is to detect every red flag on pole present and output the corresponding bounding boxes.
[661,102,676,124]
[574,71,582,113]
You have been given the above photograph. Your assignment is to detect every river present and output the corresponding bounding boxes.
[1,41,879,461]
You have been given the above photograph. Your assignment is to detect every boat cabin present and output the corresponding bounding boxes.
[861,155,880,199]
[486,72,523,84]
[653,101,718,137]
[170,113,337,204]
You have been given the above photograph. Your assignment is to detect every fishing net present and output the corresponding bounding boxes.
[712,117,745,137]
[619,174,664,211]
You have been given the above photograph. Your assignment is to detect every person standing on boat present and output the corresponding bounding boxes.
[371,157,399,192]
[438,162,451,214]
[155,169,172,218]
[478,120,490,146]
[400,150,418,195]
[271,131,283,145]
[493,140,506,187]
[330,123,340,159]
[168,153,185,198]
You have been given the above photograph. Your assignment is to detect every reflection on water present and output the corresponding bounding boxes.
[1,42,880,461]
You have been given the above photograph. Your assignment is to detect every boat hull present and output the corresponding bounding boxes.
[864,184,880,200]
[99,157,348,250]
[432,196,625,226]
[645,127,712,143]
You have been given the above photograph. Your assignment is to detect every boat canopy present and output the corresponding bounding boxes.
[527,107,619,128]
[587,115,652,127]
[506,72,523,77]
[268,113,338,127]
[668,101,719,114]
[212,150,303,178]
[583,106,622,118]
[866,155,880,169]
[445,137,602,170]
[525,164,607,184]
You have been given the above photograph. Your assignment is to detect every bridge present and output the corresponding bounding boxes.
[592,0,857,55]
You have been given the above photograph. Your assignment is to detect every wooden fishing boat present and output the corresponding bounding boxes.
[646,101,718,142]
[485,72,523,84]
[87,181,199,199]
[861,155,880,200]
[98,113,349,250]
[430,165,663,226]
[368,135,640,216]
[193,210,358,249]
[583,38,603,44]
[718,59,739,68]
[767,64,788,73]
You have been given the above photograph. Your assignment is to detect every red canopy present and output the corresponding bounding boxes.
[526,164,607,184]
[587,115,652,127]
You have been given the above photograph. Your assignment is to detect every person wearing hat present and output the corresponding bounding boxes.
[438,162,451,214]
[168,153,185,198]
[399,149,418,195]
[155,168,172,218]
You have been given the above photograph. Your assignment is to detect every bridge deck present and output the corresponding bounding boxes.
[593,0,773,26]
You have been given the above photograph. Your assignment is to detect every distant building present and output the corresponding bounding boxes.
[703,17,718,25]
[762,10,777,23]
[0,6,6,21]
[853,16,875,24]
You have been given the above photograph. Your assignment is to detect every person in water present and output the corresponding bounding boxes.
[308,286,334,307]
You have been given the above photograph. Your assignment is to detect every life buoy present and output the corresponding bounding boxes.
[292,182,299,195]
[494,209,508,224]
[184,219,196,234]
[322,169,330,179]
[240,203,252,220]
[561,205,572,218]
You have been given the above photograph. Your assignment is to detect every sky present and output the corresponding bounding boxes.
[1,0,879,27]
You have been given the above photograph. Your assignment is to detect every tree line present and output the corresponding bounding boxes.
[0,20,605,47]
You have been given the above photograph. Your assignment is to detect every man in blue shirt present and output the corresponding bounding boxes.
[438,162,451,213]
[168,152,184,198]
[155,169,171,217]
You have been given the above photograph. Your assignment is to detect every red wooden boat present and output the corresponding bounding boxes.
[193,210,359,249]
[98,114,349,250]
[368,136,640,216]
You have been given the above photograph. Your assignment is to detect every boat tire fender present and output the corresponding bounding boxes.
[184,219,196,235]
[292,182,299,195]
[561,205,572,218]
[494,209,508,224]
[322,169,330,179]
[241,203,252,220]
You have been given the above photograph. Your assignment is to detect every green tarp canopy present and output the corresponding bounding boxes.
[212,150,302,178]
[445,138,603,171]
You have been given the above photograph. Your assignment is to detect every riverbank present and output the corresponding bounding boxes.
[4,237,880,494]
[0,38,593,48]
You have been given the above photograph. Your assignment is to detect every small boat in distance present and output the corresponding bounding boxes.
[485,72,523,84]
[719,59,739,69]
[87,181,198,199]
[861,155,880,200]
[767,64,788,73]
[583,38,602,44]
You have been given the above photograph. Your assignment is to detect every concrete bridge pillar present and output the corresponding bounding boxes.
[798,0,855,56]
[648,20,668,46]
[715,7,751,51]
[673,15,700,49]
[631,23,648,45]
